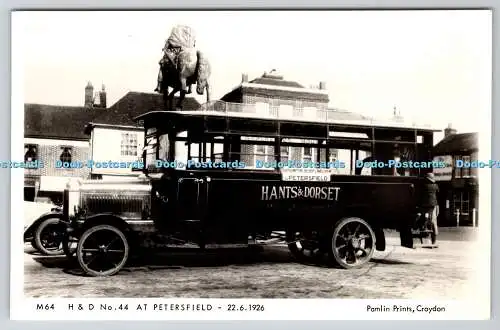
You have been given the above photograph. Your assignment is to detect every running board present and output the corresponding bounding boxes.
[161,238,286,249]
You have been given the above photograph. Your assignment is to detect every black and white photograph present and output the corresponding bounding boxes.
[11,10,491,320]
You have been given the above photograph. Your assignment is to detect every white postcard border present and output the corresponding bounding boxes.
[9,10,493,321]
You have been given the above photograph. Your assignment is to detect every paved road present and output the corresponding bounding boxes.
[24,229,479,299]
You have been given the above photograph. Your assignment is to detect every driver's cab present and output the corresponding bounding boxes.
[141,127,226,174]
[142,126,171,175]
[139,122,218,231]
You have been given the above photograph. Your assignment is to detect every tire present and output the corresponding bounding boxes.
[328,217,376,269]
[77,224,129,277]
[33,218,66,256]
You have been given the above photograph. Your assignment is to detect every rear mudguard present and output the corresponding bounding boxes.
[24,211,66,242]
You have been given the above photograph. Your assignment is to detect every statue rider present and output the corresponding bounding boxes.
[154,25,196,93]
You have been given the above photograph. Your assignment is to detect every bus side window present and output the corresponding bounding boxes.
[355,156,373,176]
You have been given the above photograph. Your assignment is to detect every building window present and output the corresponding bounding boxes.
[280,146,290,162]
[329,149,338,162]
[255,102,270,117]
[453,191,470,216]
[303,146,313,161]
[454,155,471,178]
[279,104,294,118]
[59,147,72,163]
[293,107,303,117]
[24,144,38,162]
[121,132,138,156]
[255,145,268,163]
[256,145,266,154]
[303,106,318,120]
[270,105,279,117]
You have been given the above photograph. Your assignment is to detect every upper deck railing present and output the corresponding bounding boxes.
[195,100,436,131]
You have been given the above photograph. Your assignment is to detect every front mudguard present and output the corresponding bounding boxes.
[65,213,133,239]
[24,211,66,242]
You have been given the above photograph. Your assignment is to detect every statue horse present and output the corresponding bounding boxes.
[157,49,211,111]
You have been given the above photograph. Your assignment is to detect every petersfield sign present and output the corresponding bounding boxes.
[261,185,341,201]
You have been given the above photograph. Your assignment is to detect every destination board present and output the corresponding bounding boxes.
[280,168,333,182]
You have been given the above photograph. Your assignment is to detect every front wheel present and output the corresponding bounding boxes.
[329,217,376,269]
[33,218,66,256]
[77,225,129,277]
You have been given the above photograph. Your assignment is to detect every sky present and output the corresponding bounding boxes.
[13,10,492,139]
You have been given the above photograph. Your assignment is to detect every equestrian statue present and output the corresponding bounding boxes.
[154,25,211,111]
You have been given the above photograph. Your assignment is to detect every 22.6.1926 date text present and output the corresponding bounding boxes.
[227,304,265,312]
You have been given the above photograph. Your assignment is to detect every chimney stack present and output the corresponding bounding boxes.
[444,123,457,138]
[242,73,248,83]
[84,81,94,108]
[319,81,326,90]
[99,84,107,108]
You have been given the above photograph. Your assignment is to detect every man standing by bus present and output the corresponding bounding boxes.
[421,172,439,246]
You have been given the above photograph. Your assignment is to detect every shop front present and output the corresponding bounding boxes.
[432,129,478,227]
[436,178,478,227]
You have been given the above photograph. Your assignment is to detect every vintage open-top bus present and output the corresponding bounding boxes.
[61,107,441,276]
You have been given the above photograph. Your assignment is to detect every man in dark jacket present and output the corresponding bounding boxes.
[421,172,439,245]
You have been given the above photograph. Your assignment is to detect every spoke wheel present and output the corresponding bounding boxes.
[34,218,66,256]
[286,230,325,263]
[77,225,129,277]
[329,217,375,269]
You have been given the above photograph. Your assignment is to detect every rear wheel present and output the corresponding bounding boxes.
[329,217,376,269]
[77,225,129,277]
[33,218,66,256]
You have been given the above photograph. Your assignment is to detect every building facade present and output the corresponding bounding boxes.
[23,82,106,202]
[24,83,201,195]
[218,70,376,172]
[432,125,478,227]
